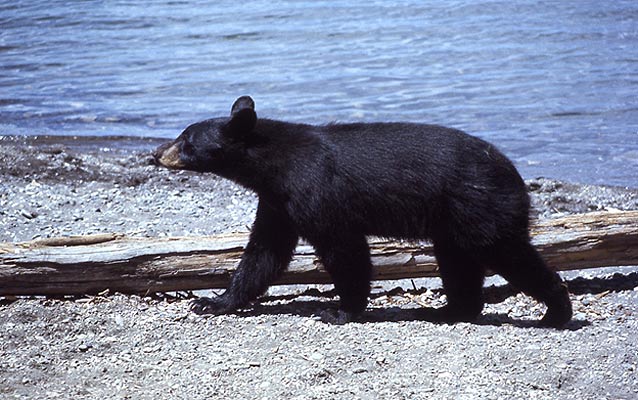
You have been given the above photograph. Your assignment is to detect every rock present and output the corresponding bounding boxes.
[19,209,36,219]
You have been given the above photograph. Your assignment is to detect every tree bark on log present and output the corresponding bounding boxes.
[1,211,637,296]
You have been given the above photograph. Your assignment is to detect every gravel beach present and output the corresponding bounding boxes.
[1,136,637,399]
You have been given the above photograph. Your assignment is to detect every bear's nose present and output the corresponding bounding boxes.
[153,141,185,169]
[152,142,173,164]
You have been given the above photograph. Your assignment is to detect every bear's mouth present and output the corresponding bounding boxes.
[153,142,185,169]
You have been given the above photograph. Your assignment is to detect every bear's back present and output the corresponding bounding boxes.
[256,121,529,244]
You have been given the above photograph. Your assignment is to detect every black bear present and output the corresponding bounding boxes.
[154,96,572,327]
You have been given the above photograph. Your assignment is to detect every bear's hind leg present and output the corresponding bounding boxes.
[312,235,372,324]
[483,239,572,328]
[421,243,486,323]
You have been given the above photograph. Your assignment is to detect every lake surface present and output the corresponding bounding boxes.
[1,1,637,186]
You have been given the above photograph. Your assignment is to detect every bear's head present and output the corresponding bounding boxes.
[153,96,257,173]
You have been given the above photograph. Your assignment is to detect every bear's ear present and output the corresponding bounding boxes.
[224,96,257,138]
[231,96,255,116]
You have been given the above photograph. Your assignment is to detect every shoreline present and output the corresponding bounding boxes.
[3,133,638,189]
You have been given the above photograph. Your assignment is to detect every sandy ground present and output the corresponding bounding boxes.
[1,136,637,399]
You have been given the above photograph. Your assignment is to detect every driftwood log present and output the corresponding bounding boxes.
[1,211,637,296]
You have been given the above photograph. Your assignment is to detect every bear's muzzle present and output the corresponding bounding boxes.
[153,141,185,169]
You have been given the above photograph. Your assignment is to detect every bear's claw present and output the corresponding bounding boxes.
[190,297,231,315]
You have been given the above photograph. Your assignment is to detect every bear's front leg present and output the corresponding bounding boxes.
[191,200,298,315]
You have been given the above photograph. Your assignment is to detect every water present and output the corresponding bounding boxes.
[1,1,637,187]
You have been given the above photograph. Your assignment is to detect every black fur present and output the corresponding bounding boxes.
[154,96,572,327]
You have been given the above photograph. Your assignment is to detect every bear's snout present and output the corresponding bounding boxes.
[152,142,172,161]
[153,141,185,169]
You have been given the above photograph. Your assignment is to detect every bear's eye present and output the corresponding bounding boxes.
[182,139,194,154]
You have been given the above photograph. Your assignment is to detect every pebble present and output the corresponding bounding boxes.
[19,209,36,219]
